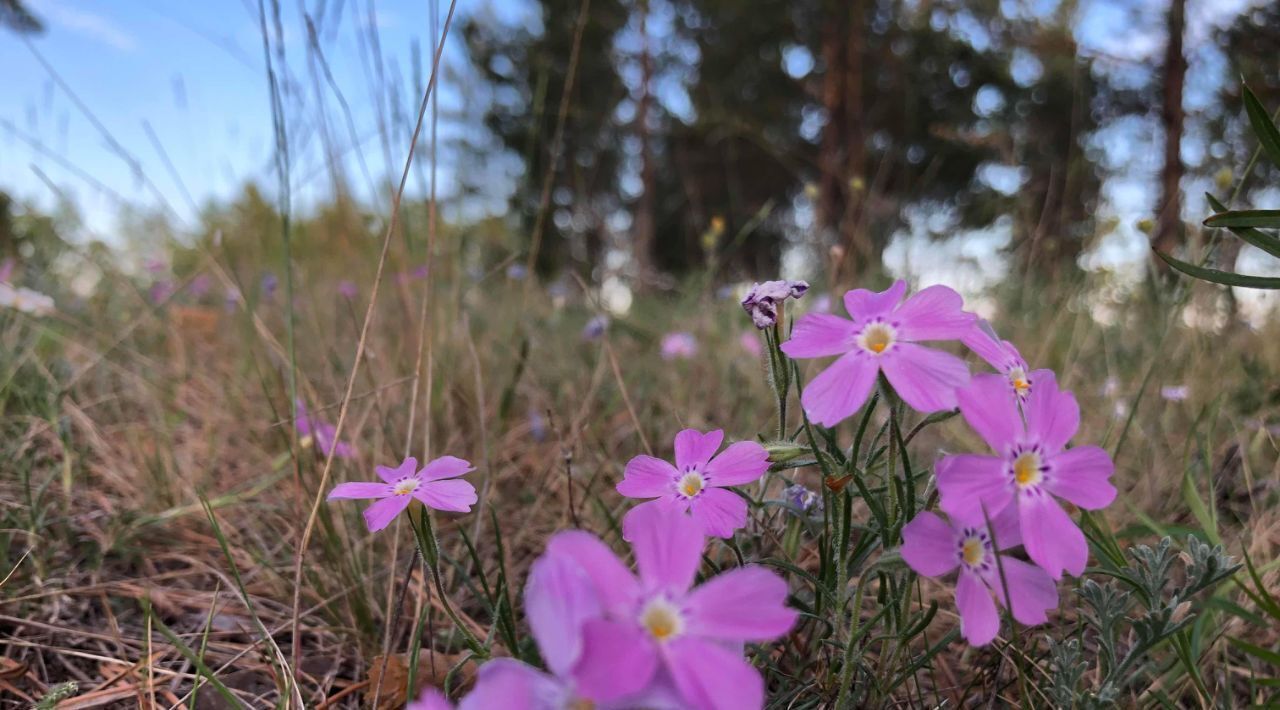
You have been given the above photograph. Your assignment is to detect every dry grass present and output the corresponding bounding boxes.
[2,258,1279,707]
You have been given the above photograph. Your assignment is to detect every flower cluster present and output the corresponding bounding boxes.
[784,280,1117,645]
[328,427,791,708]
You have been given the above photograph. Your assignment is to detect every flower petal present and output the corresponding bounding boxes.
[1045,446,1117,510]
[546,531,640,614]
[703,441,769,486]
[779,313,857,359]
[879,343,970,413]
[956,374,1022,453]
[956,570,1000,646]
[362,495,410,532]
[688,488,748,538]
[664,637,764,710]
[629,501,705,595]
[984,556,1058,626]
[900,511,960,577]
[1019,494,1087,579]
[843,280,907,322]
[674,429,724,470]
[375,457,418,483]
[988,504,1024,550]
[799,351,878,427]
[457,658,561,710]
[617,455,679,498]
[893,284,976,341]
[572,620,659,702]
[1025,370,1079,453]
[409,688,456,710]
[525,550,603,676]
[936,454,1014,525]
[683,566,797,641]
[414,479,478,513]
[327,481,389,500]
[419,455,475,481]
[962,324,1024,372]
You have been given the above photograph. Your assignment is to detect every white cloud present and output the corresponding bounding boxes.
[31,0,137,52]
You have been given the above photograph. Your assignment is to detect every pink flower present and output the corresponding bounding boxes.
[618,429,769,539]
[337,280,358,299]
[545,504,796,709]
[327,455,477,532]
[740,279,808,329]
[407,689,453,710]
[739,330,763,358]
[963,321,1036,401]
[780,280,976,425]
[295,399,356,459]
[452,546,684,709]
[936,372,1117,579]
[901,510,1058,646]
[660,332,698,360]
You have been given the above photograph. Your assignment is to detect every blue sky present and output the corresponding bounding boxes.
[0,0,1263,277]
[1,0,533,239]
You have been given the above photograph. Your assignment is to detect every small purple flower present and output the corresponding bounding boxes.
[507,263,529,281]
[295,399,356,460]
[0,258,14,283]
[660,332,697,360]
[739,330,763,357]
[617,428,769,538]
[809,293,833,314]
[582,315,609,341]
[902,509,1058,646]
[327,455,478,532]
[150,280,176,304]
[784,484,822,515]
[224,287,240,313]
[337,280,358,299]
[412,264,430,280]
[261,273,278,297]
[1161,385,1189,402]
[741,279,809,329]
[188,274,211,298]
[548,280,571,299]
[528,407,548,443]
[144,257,167,274]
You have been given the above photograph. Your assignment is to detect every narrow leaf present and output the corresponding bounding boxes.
[1244,85,1280,170]
[1156,251,1280,289]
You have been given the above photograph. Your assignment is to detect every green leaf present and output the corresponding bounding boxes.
[1204,210,1280,230]
[1205,194,1280,259]
[1227,636,1280,667]
[1244,84,1280,170]
[1156,251,1280,289]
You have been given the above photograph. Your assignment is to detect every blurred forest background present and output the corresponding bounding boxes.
[2,0,1280,305]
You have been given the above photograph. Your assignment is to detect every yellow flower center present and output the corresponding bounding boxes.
[962,537,985,566]
[640,598,684,642]
[677,471,705,498]
[1009,367,1030,394]
[1013,452,1042,487]
[858,323,895,355]
[392,478,420,496]
[567,700,595,710]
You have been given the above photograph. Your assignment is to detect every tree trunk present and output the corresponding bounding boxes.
[817,3,849,248]
[632,0,657,290]
[1154,0,1187,261]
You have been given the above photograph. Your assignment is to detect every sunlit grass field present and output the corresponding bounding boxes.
[2,212,1279,707]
